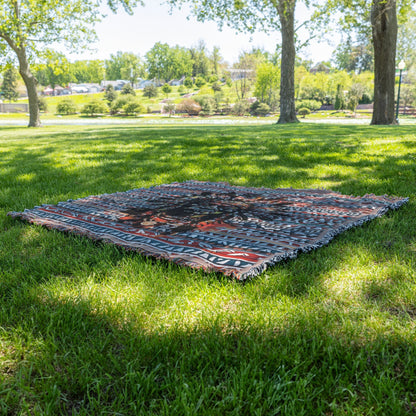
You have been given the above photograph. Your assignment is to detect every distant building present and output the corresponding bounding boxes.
[169,76,185,86]
[310,62,331,74]
[138,79,163,89]
[101,80,129,90]
[228,69,255,81]
[68,83,102,94]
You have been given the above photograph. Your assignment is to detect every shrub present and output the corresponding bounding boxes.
[111,96,143,115]
[224,76,232,87]
[323,95,333,105]
[359,92,372,104]
[177,98,201,116]
[142,84,158,98]
[251,102,270,116]
[56,98,77,115]
[178,85,186,95]
[347,83,365,113]
[104,85,117,103]
[211,82,222,92]
[162,83,172,97]
[183,77,194,89]
[111,96,130,114]
[123,99,144,116]
[38,96,48,112]
[295,100,321,112]
[194,94,216,115]
[209,75,218,83]
[231,100,250,116]
[195,77,206,88]
[121,83,136,96]
[298,107,311,118]
[81,100,108,116]
[214,91,224,111]
[334,84,346,110]
[162,100,176,117]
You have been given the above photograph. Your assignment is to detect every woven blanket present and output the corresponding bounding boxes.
[8,181,408,280]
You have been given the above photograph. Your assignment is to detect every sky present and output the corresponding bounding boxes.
[70,2,337,65]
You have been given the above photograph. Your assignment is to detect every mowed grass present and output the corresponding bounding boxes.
[0,123,416,415]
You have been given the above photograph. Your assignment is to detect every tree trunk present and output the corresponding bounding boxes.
[277,0,299,124]
[16,47,41,127]
[371,0,398,125]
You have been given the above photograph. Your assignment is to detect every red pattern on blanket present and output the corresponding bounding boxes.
[8,181,408,280]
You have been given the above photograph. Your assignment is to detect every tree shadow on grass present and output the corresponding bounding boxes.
[1,124,416,414]
[1,264,415,415]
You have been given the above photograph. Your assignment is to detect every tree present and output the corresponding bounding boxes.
[163,100,176,117]
[34,52,74,88]
[145,42,193,82]
[209,46,224,77]
[56,98,77,115]
[334,84,346,110]
[400,85,416,114]
[332,37,374,73]
[105,51,145,85]
[1,66,19,102]
[162,83,172,97]
[166,0,303,123]
[184,77,194,90]
[142,84,158,98]
[0,0,141,127]
[397,7,416,71]
[121,83,136,95]
[318,0,414,124]
[81,99,108,116]
[189,40,210,77]
[232,50,264,101]
[254,62,280,110]
[70,60,105,84]
[346,82,365,114]
[122,98,144,116]
[104,85,118,103]
[194,95,216,115]
[370,0,397,124]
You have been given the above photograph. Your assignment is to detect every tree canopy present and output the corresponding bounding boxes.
[166,0,307,123]
[0,0,143,126]
[145,42,193,81]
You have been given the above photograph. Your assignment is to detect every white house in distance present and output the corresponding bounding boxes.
[101,80,130,90]
[69,83,101,94]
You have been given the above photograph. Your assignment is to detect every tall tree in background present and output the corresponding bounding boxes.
[397,7,416,71]
[209,46,224,77]
[332,36,374,73]
[189,41,211,78]
[1,66,19,102]
[105,51,146,84]
[166,0,306,124]
[145,42,193,81]
[318,0,413,124]
[232,49,266,100]
[34,52,73,88]
[370,0,397,124]
[0,0,141,127]
[70,60,106,84]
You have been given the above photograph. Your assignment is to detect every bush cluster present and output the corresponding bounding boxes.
[111,96,144,115]
[81,100,108,116]
[56,98,77,115]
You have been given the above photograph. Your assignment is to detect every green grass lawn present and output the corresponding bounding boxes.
[17,83,241,115]
[1,124,416,415]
